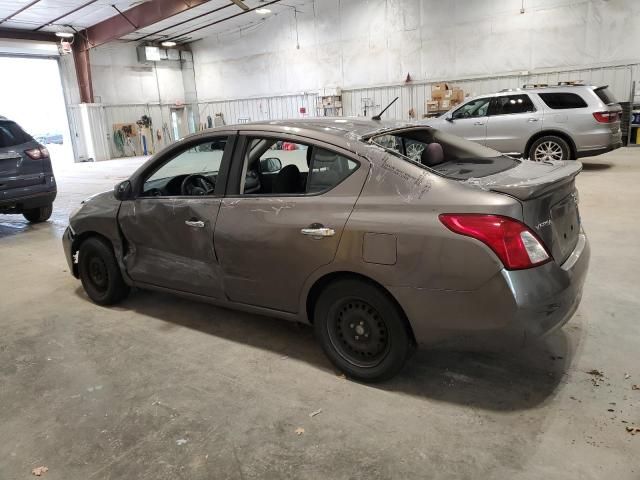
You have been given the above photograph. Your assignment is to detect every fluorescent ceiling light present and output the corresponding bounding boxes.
[55,32,74,38]
[161,41,177,47]
[256,8,271,14]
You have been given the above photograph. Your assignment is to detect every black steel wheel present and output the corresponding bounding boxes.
[328,299,391,368]
[314,278,414,382]
[78,236,130,305]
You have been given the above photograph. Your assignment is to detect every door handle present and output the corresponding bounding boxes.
[474,121,485,126]
[527,118,539,122]
[185,220,205,228]
[301,227,335,238]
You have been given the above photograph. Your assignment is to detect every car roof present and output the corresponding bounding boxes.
[200,117,417,151]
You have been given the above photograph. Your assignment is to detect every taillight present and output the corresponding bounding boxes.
[439,214,551,270]
[593,111,619,123]
[24,147,49,160]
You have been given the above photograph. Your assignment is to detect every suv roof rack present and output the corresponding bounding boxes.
[522,81,585,89]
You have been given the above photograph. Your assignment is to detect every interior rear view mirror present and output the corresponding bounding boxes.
[260,157,282,173]
[114,180,133,201]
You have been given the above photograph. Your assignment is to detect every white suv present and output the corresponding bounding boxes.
[425,85,623,161]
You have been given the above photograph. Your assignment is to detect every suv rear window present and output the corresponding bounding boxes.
[594,86,618,105]
[538,92,588,109]
[0,121,33,148]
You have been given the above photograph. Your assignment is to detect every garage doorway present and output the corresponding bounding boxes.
[0,56,73,166]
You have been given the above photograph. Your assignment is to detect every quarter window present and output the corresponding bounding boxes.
[538,92,588,109]
[490,94,535,115]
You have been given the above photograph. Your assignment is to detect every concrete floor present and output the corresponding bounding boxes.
[1,149,638,479]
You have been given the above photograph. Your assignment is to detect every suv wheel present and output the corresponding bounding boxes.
[529,136,571,162]
[23,204,53,223]
[314,279,414,382]
[78,237,130,305]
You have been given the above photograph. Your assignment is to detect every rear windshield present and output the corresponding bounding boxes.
[594,86,618,105]
[538,92,588,109]
[368,128,519,180]
[0,121,33,148]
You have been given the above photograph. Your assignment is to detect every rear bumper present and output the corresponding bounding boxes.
[0,189,57,212]
[576,141,622,158]
[389,232,590,346]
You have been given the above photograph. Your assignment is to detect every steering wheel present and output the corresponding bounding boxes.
[181,174,215,196]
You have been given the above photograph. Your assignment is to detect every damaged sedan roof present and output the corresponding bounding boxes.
[228,117,419,148]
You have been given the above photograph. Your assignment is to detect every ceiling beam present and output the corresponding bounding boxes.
[229,0,250,11]
[78,0,211,50]
[0,27,57,42]
[33,0,100,31]
[132,2,235,42]
[0,0,42,25]
[164,0,282,42]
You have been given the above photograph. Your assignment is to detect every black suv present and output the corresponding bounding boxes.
[0,117,56,222]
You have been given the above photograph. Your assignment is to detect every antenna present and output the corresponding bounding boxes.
[372,97,399,121]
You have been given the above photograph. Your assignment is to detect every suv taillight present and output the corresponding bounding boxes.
[593,111,619,123]
[24,147,50,160]
[439,214,551,270]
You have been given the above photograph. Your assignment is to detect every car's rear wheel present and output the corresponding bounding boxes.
[23,204,52,223]
[314,279,413,382]
[78,237,130,305]
[529,136,571,162]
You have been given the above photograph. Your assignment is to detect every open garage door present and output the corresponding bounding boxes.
[0,54,74,167]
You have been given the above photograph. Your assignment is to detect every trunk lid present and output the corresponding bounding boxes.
[467,160,582,265]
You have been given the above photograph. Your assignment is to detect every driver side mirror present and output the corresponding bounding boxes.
[445,115,454,122]
[114,180,133,201]
[260,157,282,173]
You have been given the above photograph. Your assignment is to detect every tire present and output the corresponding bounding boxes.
[528,135,571,162]
[314,279,414,382]
[78,237,130,305]
[23,204,53,223]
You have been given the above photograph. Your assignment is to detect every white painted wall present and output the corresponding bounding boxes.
[89,43,186,105]
[191,0,640,101]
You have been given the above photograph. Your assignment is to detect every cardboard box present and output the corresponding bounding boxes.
[451,87,465,103]
[426,100,439,112]
[431,82,450,100]
[438,99,451,110]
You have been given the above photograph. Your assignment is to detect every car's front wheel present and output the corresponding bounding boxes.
[529,135,571,162]
[314,278,414,382]
[78,237,130,305]
[23,204,52,223]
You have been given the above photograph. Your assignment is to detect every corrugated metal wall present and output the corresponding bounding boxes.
[197,93,318,126]
[74,63,637,161]
[343,64,638,120]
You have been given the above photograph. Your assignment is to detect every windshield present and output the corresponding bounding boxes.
[368,127,519,180]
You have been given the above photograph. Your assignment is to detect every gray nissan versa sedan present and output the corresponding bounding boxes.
[62,118,589,381]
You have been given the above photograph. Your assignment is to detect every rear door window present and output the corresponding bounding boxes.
[538,92,588,109]
[489,94,535,115]
[0,121,32,148]
[594,86,618,105]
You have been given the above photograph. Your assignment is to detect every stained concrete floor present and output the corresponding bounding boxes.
[0,149,638,479]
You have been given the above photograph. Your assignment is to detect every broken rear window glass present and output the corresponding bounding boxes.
[368,127,519,180]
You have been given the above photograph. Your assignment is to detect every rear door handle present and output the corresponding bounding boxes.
[301,226,335,238]
[474,121,485,126]
[185,220,205,228]
[527,118,539,122]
